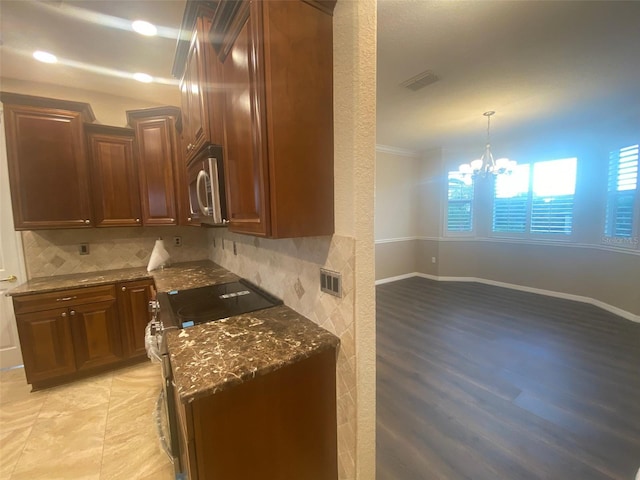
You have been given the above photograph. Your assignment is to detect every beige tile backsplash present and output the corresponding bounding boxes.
[208,230,357,480]
[21,227,209,278]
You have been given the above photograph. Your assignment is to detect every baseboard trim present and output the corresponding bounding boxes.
[376,272,640,323]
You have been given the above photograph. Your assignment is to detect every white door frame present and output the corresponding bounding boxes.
[0,108,27,368]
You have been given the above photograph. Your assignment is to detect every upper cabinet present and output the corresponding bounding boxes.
[176,4,224,163]
[174,0,335,238]
[217,0,335,238]
[85,124,141,227]
[1,93,96,230]
[126,107,184,226]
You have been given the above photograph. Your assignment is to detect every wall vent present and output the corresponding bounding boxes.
[400,70,440,91]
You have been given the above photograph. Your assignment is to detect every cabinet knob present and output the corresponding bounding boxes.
[136,218,140,223]
[187,143,193,151]
[84,219,90,224]
[70,310,76,316]
[61,312,67,318]
[187,217,192,222]
[170,218,175,222]
[121,286,126,292]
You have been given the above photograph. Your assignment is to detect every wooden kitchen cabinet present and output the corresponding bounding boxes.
[1,92,96,230]
[85,124,142,227]
[15,307,76,384]
[212,0,335,238]
[70,298,123,371]
[179,9,225,162]
[173,347,337,480]
[127,107,185,226]
[12,283,147,390]
[117,279,154,358]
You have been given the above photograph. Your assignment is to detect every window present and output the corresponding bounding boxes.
[492,158,577,236]
[447,171,474,232]
[604,144,638,239]
[493,164,529,233]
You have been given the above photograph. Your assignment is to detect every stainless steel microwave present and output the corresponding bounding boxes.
[186,145,228,225]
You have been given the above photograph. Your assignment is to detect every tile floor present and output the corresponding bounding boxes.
[0,361,175,479]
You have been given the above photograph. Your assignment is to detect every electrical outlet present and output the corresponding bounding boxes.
[79,243,90,255]
[320,268,342,297]
[431,256,436,264]
[233,241,237,255]
[173,236,182,247]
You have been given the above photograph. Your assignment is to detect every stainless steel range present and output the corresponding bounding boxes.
[145,279,282,477]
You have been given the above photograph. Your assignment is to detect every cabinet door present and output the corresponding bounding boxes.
[134,117,179,225]
[3,104,92,229]
[118,280,153,358]
[86,126,142,227]
[16,308,76,384]
[70,299,123,371]
[220,0,270,236]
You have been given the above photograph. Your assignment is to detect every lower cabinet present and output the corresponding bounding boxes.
[173,347,337,480]
[15,307,76,384]
[118,279,154,357]
[13,282,152,389]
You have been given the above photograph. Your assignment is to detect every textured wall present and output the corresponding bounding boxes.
[333,0,377,478]
[21,227,209,278]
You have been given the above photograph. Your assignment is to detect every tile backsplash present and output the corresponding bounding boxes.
[208,230,357,480]
[21,227,209,278]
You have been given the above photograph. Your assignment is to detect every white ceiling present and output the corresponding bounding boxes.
[377,0,640,154]
[1,0,638,155]
[0,0,186,105]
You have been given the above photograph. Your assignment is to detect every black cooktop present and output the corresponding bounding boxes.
[157,279,282,329]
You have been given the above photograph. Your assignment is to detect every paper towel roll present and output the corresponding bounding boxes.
[147,238,171,272]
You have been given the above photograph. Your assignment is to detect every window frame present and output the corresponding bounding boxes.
[445,170,475,236]
[602,144,639,250]
[490,157,578,240]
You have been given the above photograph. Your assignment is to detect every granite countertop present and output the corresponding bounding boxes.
[165,304,340,403]
[8,259,238,296]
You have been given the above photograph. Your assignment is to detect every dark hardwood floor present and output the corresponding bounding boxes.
[376,277,640,480]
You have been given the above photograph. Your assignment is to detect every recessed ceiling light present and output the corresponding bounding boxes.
[132,20,157,36]
[33,50,58,64]
[133,72,153,83]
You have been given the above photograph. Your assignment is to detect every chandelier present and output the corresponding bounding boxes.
[459,111,516,178]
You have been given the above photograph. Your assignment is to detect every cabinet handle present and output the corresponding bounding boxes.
[187,143,193,151]
[56,296,77,302]
[61,312,67,318]
[121,286,126,292]
[0,275,17,283]
[70,310,76,316]
[84,219,90,224]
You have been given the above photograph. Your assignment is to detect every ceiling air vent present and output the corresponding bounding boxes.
[400,70,440,91]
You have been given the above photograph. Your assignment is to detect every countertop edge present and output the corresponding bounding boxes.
[177,340,339,404]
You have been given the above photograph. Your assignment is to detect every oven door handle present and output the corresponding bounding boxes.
[196,169,211,216]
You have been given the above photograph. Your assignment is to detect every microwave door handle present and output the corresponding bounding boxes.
[210,161,222,224]
[196,170,211,216]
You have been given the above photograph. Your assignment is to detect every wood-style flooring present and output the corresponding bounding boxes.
[376,277,640,480]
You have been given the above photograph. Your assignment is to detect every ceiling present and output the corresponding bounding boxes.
[1,1,638,155]
[0,0,186,105]
[377,0,640,154]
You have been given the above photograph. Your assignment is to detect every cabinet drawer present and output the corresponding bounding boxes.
[13,285,117,315]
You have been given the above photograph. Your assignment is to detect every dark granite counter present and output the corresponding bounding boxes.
[7,260,238,296]
[165,304,340,403]
[152,260,238,293]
